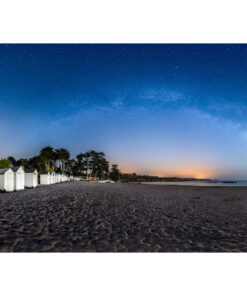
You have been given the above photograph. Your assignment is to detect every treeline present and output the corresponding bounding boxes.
[0,146,121,181]
[120,173,197,182]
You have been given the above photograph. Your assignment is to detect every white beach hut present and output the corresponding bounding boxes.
[57,174,61,183]
[55,173,61,183]
[61,174,67,182]
[25,169,38,188]
[50,171,56,184]
[12,166,25,191]
[40,171,51,185]
[0,168,15,192]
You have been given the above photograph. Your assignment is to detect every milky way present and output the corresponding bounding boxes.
[1,44,247,178]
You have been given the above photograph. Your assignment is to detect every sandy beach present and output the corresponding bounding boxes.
[0,182,247,252]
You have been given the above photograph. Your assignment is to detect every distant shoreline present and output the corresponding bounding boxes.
[135,180,247,187]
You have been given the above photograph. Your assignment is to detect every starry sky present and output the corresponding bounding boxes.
[1,44,247,179]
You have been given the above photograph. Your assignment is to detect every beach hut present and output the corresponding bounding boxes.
[50,171,56,184]
[40,171,51,185]
[25,169,38,188]
[0,168,15,192]
[61,174,67,182]
[12,166,25,191]
[54,173,57,183]
[57,174,61,183]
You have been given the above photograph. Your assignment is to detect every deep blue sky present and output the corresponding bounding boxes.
[1,44,247,178]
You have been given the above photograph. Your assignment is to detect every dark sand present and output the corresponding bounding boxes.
[0,182,247,252]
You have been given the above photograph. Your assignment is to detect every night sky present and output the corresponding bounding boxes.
[1,44,247,179]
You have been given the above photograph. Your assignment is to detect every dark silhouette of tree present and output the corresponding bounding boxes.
[99,158,109,179]
[87,151,109,179]
[15,158,29,167]
[28,155,45,171]
[77,151,92,179]
[76,151,109,179]
[39,146,55,171]
[6,146,119,180]
[109,164,120,181]
[55,148,70,174]
[89,151,103,178]
[0,159,11,169]
[7,156,16,166]
[76,153,87,176]
[65,159,77,175]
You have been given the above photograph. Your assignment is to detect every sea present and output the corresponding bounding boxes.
[140,181,247,187]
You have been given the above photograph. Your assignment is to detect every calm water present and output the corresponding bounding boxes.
[140,181,247,187]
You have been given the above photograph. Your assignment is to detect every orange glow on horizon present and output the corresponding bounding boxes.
[121,170,214,179]
[119,164,217,179]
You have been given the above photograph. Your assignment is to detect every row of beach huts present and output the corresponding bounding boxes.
[0,166,76,192]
